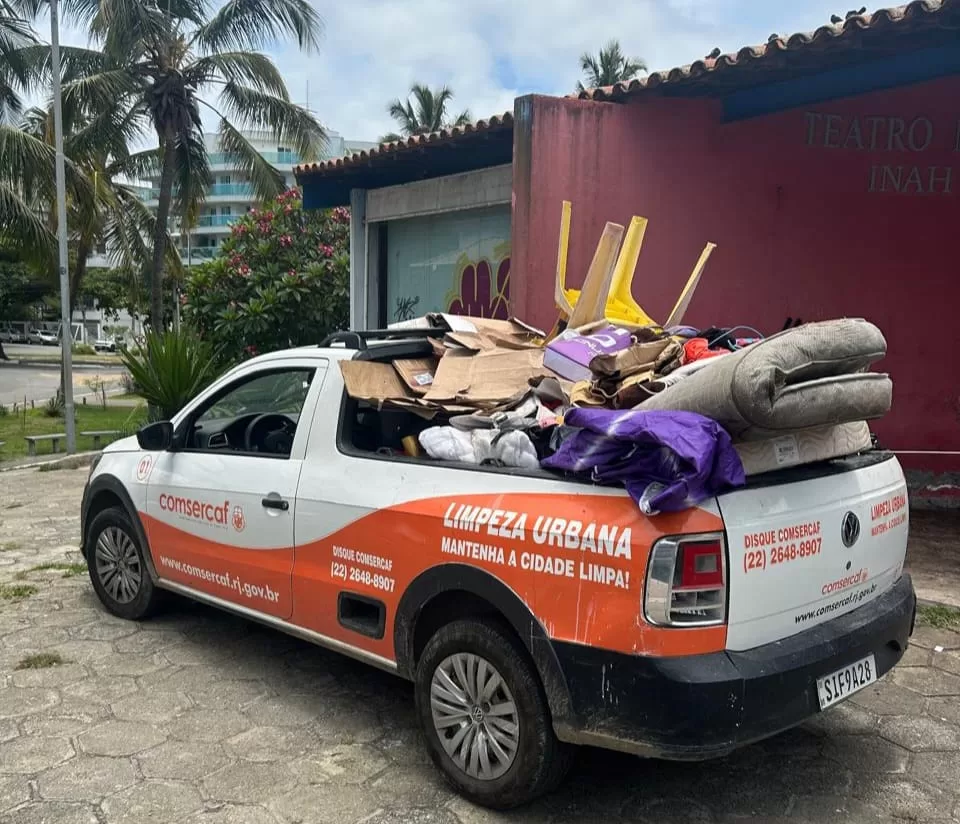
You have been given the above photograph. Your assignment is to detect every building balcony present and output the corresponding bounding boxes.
[207,151,301,166]
[143,183,255,201]
[179,247,219,263]
[194,214,238,228]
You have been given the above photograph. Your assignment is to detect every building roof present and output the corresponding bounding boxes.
[577,0,959,101]
[295,112,514,206]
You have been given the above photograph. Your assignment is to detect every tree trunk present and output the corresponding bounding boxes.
[150,139,177,330]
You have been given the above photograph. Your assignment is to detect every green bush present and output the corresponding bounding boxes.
[183,190,349,361]
[72,344,96,356]
[43,391,64,418]
[119,330,219,420]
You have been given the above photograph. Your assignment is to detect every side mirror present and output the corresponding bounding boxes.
[137,421,174,451]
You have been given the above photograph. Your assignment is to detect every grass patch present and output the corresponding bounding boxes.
[15,652,65,670]
[0,583,38,600]
[0,405,147,462]
[19,562,87,579]
[917,603,960,631]
[0,541,20,552]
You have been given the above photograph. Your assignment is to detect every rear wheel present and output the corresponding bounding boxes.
[414,619,572,808]
[85,507,161,620]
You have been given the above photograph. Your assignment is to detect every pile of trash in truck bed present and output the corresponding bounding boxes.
[337,205,892,516]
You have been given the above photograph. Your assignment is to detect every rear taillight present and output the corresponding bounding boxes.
[644,534,727,626]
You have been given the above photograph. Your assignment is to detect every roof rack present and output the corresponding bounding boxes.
[318,328,446,350]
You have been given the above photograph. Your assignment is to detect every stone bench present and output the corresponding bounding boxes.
[81,430,121,449]
[24,434,65,456]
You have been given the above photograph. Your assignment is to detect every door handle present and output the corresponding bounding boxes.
[261,496,289,511]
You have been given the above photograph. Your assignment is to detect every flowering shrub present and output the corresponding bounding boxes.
[183,190,350,360]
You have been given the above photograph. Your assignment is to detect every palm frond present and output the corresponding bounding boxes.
[0,181,56,264]
[451,109,472,127]
[216,82,326,161]
[107,148,161,180]
[15,44,107,95]
[68,104,149,167]
[88,0,169,59]
[0,121,56,199]
[61,68,141,118]
[186,51,287,97]
[171,129,210,224]
[195,0,322,54]
[215,117,284,202]
[387,97,419,136]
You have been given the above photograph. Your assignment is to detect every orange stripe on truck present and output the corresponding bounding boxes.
[145,492,727,659]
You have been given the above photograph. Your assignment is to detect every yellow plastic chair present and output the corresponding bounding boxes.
[604,216,659,328]
[554,200,575,317]
[664,242,717,329]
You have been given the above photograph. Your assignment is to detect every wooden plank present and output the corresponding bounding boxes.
[566,221,624,330]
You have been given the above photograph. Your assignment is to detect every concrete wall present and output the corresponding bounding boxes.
[510,81,960,499]
[350,165,513,328]
[366,165,512,222]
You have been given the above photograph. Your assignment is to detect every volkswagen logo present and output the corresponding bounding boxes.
[841,511,861,548]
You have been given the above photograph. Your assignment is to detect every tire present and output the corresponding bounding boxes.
[85,506,161,620]
[414,619,572,809]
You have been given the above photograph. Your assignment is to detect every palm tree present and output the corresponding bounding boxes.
[382,83,471,143]
[17,0,327,328]
[0,0,38,123]
[576,40,647,92]
[1,104,181,326]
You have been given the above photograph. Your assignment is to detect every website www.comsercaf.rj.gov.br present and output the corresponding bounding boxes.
[157,555,280,604]
[795,583,878,625]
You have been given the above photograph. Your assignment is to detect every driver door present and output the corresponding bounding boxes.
[145,362,324,620]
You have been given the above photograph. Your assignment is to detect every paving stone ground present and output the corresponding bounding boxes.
[1,465,960,823]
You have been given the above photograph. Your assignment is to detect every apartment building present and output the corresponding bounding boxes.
[145,130,376,265]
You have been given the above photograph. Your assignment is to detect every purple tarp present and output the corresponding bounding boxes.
[541,408,746,514]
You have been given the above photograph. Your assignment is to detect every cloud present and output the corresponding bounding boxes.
[37,0,851,147]
[267,0,851,142]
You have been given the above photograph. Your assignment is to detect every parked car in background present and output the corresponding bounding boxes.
[94,338,118,353]
[29,330,60,346]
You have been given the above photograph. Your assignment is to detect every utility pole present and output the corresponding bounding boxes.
[50,0,75,453]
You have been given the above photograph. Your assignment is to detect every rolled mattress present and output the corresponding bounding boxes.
[734,421,872,476]
[639,318,892,440]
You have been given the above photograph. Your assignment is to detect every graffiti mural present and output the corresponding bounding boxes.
[446,246,511,320]
[385,206,511,323]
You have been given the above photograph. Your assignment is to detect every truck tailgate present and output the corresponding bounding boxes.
[718,452,909,651]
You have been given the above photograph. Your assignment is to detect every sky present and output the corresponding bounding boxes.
[49,0,876,146]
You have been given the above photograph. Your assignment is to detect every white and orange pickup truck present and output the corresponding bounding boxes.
[81,329,916,808]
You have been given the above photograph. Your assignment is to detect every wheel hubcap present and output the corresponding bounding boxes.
[94,526,142,605]
[430,652,520,781]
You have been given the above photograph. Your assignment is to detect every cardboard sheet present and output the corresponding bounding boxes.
[339,361,439,418]
[425,348,549,406]
[393,358,438,395]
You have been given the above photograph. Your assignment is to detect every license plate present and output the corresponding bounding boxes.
[816,654,877,710]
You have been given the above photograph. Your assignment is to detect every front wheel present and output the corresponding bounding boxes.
[414,619,572,809]
[85,506,161,620]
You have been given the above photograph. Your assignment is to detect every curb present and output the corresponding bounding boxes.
[0,451,99,473]
[0,360,122,371]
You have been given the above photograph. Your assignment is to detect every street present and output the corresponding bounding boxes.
[0,466,959,823]
[0,345,123,407]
